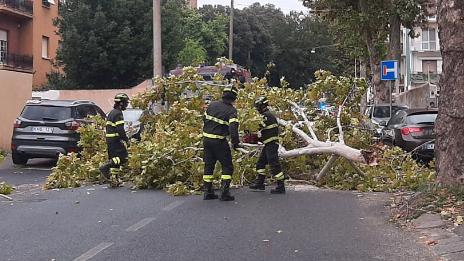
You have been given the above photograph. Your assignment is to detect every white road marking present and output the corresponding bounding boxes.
[125,217,156,232]
[162,200,184,211]
[73,242,113,261]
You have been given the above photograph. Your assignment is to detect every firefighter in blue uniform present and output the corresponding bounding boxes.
[249,96,286,194]
[99,93,130,187]
[202,86,241,201]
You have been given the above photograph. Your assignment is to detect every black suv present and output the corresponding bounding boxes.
[11,100,105,165]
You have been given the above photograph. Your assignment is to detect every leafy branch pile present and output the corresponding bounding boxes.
[0,182,13,195]
[46,63,435,194]
[45,116,107,189]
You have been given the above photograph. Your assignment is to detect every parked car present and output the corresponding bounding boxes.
[364,104,408,137]
[11,99,105,165]
[381,109,437,161]
[123,108,146,141]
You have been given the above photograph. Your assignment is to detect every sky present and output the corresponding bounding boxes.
[197,0,307,14]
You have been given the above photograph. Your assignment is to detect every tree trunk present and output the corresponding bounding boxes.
[367,36,388,103]
[436,0,464,185]
[359,0,388,103]
[388,11,402,62]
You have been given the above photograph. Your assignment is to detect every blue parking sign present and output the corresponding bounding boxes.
[381,60,398,81]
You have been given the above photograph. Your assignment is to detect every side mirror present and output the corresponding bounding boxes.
[379,121,387,127]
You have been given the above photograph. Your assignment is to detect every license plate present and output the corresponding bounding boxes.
[427,143,435,150]
[32,127,54,133]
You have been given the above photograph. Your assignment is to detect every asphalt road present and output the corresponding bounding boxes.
[0,156,54,186]
[0,178,437,261]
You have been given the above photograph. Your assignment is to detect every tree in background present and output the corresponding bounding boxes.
[177,39,207,66]
[54,0,227,89]
[199,3,350,88]
[303,0,425,103]
[435,0,464,185]
[55,0,153,89]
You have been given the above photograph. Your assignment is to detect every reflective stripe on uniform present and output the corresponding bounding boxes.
[221,175,232,180]
[112,157,120,165]
[204,113,229,126]
[257,169,266,174]
[263,123,278,130]
[106,133,119,138]
[202,132,226,139]
[229,118,239,124]
[110,168,120,174]
[223,87,238,95]
[274,172,285,180]
[107,121,125,126]
[263,136,279,144]
[203,175,214,182]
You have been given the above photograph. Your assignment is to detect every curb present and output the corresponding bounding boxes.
[413,214,464,261]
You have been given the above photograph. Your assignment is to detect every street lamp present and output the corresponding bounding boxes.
[153,0,162,77]
[228,0,234,60]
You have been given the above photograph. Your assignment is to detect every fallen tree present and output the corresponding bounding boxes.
[45,62,435,194]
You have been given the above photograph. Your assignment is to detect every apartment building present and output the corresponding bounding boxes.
[400,1,441,93]
[0,0,59,89]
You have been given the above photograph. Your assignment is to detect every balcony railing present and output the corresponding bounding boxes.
[0,53,33,71]
[411,73,441,84]
[0,0,33,15]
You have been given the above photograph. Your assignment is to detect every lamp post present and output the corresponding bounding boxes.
[153,0,162,77]
[228,0,234,60]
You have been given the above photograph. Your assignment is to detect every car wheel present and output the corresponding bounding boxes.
[12,151,28,165]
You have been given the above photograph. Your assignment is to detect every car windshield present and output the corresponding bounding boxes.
[21,105,72,121]
[123,110,143,123]
[373,106,406,118]
[407,113,438,124]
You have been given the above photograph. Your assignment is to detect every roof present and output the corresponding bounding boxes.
[26,99,95,106]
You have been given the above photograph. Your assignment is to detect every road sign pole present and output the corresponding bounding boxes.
[390,81,393,118]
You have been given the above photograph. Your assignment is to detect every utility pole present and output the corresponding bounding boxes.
[153,0,162,77]
[228,0,234,60]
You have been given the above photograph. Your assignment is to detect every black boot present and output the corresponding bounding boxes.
[249,174,265,190]
[270,180,286,194]
[220,180,235,201]
[99,162,111,181]
[203,182,218,200]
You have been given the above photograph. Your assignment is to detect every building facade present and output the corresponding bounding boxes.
[400,1,441,93]
[0,0,59,89]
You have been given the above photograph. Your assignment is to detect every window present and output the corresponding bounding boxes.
[42,36,49,58]
[21,106,72,121]
[406,113,438,124]
[421,28,437,51]
[42,0,55,7]
[0,30,7,64]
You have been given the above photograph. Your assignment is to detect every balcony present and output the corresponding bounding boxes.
[411,73,441,85]
[0,53,33,72]
[0,0,33,19]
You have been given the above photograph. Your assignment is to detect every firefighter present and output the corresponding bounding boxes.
[99,93,130,187]
[202,85,241,201]
[249,96,286,194]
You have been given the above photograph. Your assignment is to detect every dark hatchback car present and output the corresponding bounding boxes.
[11,100,105,165]
[381,109,437,161]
